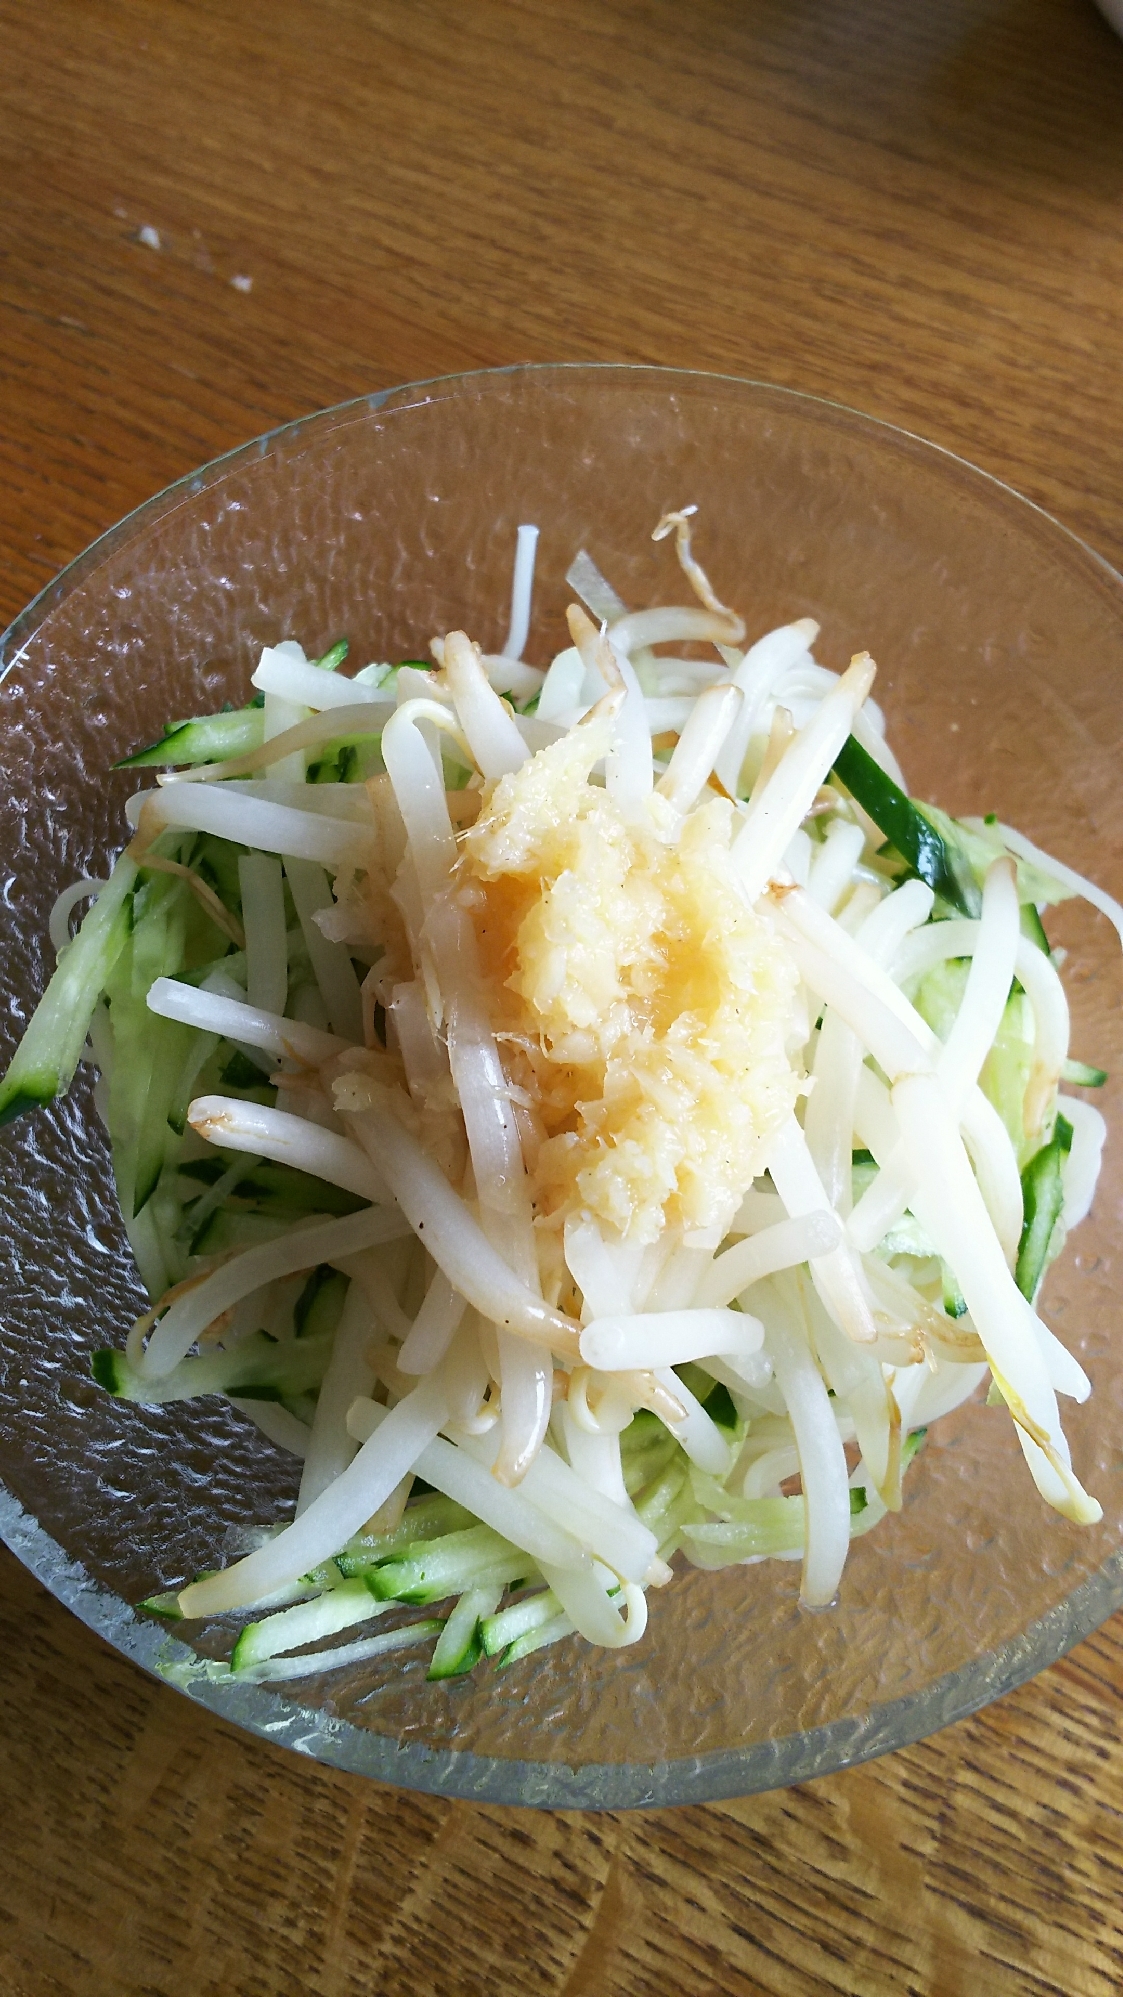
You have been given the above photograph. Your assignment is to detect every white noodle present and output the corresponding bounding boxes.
[443,629,529,778]
[990,819,1123,951]
[652,1366,732,1475]
[733,656,877,904]
[295,1280,375,1515]
[147,977,349,1067]
[141,1205,411,1380]
[713,619,819,795]
[604,644,654,814]
[343,1099,577,1352]
[540,1558,647,1649]
[559,1402,630,1508]
[253,780,377,822]
[806,821,866,914]
[455,1425,659,1582]
[128,783,369,871]
[284,857,364,1043]
[50,878,107,954]
[1061,1098,1107,1229]
[580,1307,764,1371]
[379,699,461,903]
[755,1275,851,1606]
[938,859,1021,1109]
[694,1212,842,1309]
[501,523,539,661]
[893,1072,1098,1523]
[609,606,741,655]
[397,1270,468,1374]
[229,1398,311,1459]
[537,647,587,722]
[262,641,310,783]
[346,1408,585,1568]
[239,853,288,1016]
[766,1116,878,1345]
[494,1333,553,1485]
[253,647,393,713]
[187,1096,391,1204]
[179,1372,451,1615]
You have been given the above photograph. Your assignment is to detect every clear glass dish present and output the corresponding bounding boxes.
[2,364,1122,1809]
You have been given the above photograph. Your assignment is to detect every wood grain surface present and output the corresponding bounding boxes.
[3,2,1123,1991]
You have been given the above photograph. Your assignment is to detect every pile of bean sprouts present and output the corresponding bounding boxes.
[3,509,1114,1684]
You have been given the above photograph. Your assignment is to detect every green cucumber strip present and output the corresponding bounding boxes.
[193,836,246,917]
[219,1048,269,1090]
[92,1328,334,1405]
[139,1591,184,1620]
[1015,1115,1073,1302]
[334,1495,477,1573]
[680,1500,805,1562]
[1020,903,1051,955]
[499,1609,576,1667]
[231,1577,380,1672]
[1062,1058,1107,1088]
[633,1455,689,1533]
[831,736,980,917]
[294,1264,349,1340]
[701,1380,738,1429]
[0,852,138,1125]
[305,733,384,784]
[427,1583,504,1681]
[117,709,265,769]
[941,1264,968,1318]
[365,1525,539,1606]
[313,640,349,671]
[103,991,159,1225]
[902,1427,927,1473]
[189,1207,290,1257]
[480,1589,561,1657]
[179,1153,366,1221]
[621,1435,679,1497]
[133,1015,195,1214]
[167,1029,221,1135]
[235,1618,443,1684]
[179,1152,262,1253]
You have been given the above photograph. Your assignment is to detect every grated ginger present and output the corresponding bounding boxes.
[460,716,802,1244]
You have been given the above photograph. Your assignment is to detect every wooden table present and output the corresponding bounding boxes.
[4,2,1123,1989]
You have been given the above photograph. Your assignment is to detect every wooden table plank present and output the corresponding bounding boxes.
[3,2,1123,1990]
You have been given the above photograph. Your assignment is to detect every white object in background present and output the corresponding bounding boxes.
[1094,0,1123,35]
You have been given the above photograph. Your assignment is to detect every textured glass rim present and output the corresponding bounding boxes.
[4,362,1123,1810]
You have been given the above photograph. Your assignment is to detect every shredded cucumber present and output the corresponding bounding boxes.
[367,1524,540,1605]
[119,708,266,770]
[93,1328,335,1404]
[231,1576,381,1672]
[0,852,138,1125]
[479,1588,563,1657]
[498,1607,576,1665]
[1062,1058,1107,1088]
[427,1583,503,1679]
[1016,1116,1073,1303]
[832,736,980,917]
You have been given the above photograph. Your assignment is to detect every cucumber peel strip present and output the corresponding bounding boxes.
[831,735,980,918]
[0,853,138,1125]
[1015,1114,1073,1302]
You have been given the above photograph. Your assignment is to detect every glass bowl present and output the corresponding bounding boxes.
[3,364,1122,1810]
